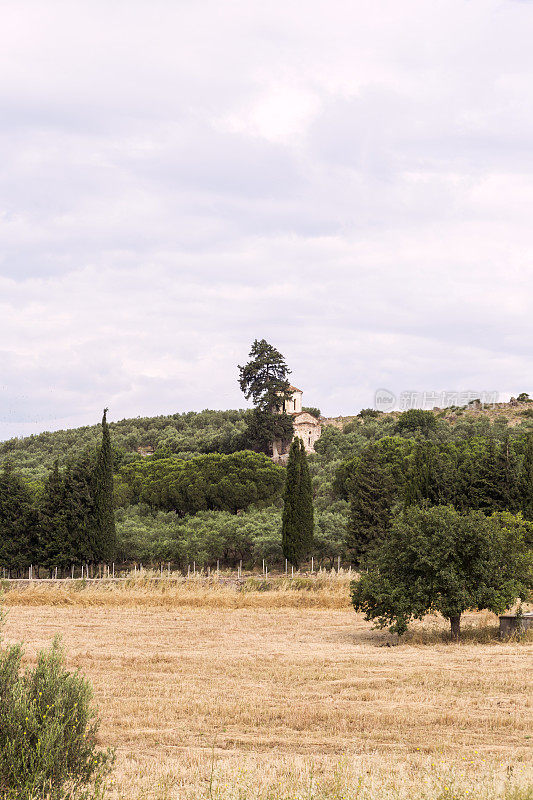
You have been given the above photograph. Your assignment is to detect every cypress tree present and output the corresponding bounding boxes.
[490,435,519,513]
[92,408,116,562]
[39,460,72,571]
[465,437,498,513]
[63,453,97,566]
[520,433,533,520]
[0,463,39,574]
[345,444,393,567]
[282,438,314,568]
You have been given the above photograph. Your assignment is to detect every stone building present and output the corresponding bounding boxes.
[272,385,322,461]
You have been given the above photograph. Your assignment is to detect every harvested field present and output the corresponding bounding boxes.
[1,583,532,799]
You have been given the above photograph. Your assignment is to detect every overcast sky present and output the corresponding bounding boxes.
[1,0,533,438]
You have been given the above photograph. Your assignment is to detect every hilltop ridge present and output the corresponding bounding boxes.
[322,397,533,430]
[1,398,532,483]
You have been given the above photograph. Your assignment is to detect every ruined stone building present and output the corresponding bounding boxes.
[272,385,322,461]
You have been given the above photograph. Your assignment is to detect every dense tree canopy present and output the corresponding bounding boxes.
[116,450,285,515]
[1,398,533,576]
[351,505,533,639]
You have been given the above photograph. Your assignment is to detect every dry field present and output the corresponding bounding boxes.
[1,578,532,800]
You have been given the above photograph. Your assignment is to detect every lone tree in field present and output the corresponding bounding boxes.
[282,438,314,568]
[238,339,294,454]
[92,408,116,562]
[351,504,533,641]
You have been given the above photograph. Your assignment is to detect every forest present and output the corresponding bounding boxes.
[1,403,533,573]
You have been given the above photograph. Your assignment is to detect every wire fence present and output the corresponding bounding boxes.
[1,557,353,583]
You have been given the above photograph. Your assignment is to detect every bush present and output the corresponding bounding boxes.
[357,408,380,420]
[396,409,437,434]
[302,407,321,419]
[342,421,359,434]
[0,618,114,800]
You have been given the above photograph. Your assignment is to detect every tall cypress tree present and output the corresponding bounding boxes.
[520,433,533,520]
[92,408,116,562]
[491,435,519,513]
[0,463,39,573]
[63,453,97,566]
[39,460,72,571]
[282,438,314,568]
[345,444,393,567]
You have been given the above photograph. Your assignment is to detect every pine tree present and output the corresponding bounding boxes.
[282,438,314,568]
[345,444,393,567]
[92,409,116,562]
[238,339,294,455]
[238,339,292,411]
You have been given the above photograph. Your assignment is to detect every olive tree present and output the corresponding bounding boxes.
[351,505,532,640]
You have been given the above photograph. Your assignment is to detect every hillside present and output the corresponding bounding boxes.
[0,409,248,482]
[2,397,533,484]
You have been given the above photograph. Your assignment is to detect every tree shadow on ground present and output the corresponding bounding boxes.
[341,621,533,647]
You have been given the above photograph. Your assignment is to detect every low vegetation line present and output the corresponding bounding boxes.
[1,573,353,608]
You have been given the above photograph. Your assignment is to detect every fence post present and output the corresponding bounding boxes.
[285,558,288,575]
[311,557,314,574]
[337,556,341,573]
[291,565,294,578]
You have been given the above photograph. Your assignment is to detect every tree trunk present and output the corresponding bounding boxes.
[450,615,461,642]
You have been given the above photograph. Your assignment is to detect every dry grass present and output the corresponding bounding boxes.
[1,584,532,800]
[0,572,353,609]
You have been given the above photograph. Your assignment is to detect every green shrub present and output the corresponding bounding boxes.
[0,617,114,800]
[357,408,380,420]
[342,421,359,434]
[396,409,437,433]
[302,407,321,419]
